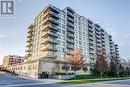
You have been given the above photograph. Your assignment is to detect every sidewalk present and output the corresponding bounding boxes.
[17,75,64,84]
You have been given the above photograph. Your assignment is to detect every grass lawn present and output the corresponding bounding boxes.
[61,77,130,84]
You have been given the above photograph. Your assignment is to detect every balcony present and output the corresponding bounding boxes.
[88,32,93,36]
[43,52,57,58]
[88,23,93,28]
[101,36,105,39]
[67,33,74,38]
[67,50,73,55]
[109,41,113,44]
[27,54,31,57]
[115,47,119,50]
[67,21,74,28]
[67,39,74,44]
[96,40,101,44]
[43,54,57,58]
[43,23,59,32]
[89,46,94,50]
[41,45,57,51]
[96,31,101,36]
[96,35,101,40]
[102,43,105,47]
[101,32,105,36]
[102,39,105,43]
[41,38,58,44]
[28,29,33,34]
[67,45,74,49]
[89,42,94,46]
[26,49,31,52]
[27,34,33,38]
[89,50,95,54]
[95,28,100,32]
[44,11,59,19]
[26,43,32,47]
[67,17,74,23]
[67,27,74,33]
[42,31,58,38]
[89,36,93,41]
[43,17,59,25]
[27,39,32,43]
[67,11,74,18]
[96,47,101,51]
[88,28,93,33]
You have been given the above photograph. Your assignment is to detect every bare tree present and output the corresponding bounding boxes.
[94,52,109,78]
[68,48,86,74]
[109,52,121,77]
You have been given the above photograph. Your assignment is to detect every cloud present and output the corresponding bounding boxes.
[118,42,125,47]
[12,32,17,35]
[124,34,130,38]
[0,34,6,38]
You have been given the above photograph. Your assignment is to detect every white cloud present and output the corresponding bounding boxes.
[12,32,17,35]
[105,27,120,42]
[118,42,125,47]
[124,34,130,38]
[0,34,6,38]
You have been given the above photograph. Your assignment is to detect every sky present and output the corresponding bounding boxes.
[0,0,130,64]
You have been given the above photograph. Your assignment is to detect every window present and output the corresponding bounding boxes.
[63,14,65,18]
[62,19,65,24]
[62,25,65,29]
[61,35,65,40]
[61,41,65,46]
[62,30,65,34]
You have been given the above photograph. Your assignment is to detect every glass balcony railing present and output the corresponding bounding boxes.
[67,45,74,49]
[43,11,59,18]
[41,45,57,51]
[42,31,58,38]
[43,23,59,31]
[43,17,59,25]
[43,54,57,58]
[67,17,74,23]
[27,34,33,38]
[43,52,57,58]
[67,11,74,18]
[67,27,74,33]
[67,21,74,28]
[67,39,74,43]
[67,33,74,38]
[41,38,58,44]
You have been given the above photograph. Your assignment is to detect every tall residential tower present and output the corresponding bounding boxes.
[8,4,120,78]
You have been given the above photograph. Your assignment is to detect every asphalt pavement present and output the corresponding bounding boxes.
[0,71,130,87]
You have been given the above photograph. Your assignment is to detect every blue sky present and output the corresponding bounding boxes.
[0,0,130,64]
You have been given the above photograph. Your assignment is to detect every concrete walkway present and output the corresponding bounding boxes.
[18,75,64,84]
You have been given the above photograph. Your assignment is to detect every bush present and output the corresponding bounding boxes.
[55,72,75,75]
[75,75,100,79]
[55,72,67,75]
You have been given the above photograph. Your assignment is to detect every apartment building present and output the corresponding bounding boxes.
[8,4,120,78]
[3,55,24,68]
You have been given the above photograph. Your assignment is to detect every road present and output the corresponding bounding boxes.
[0,72,130,87]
